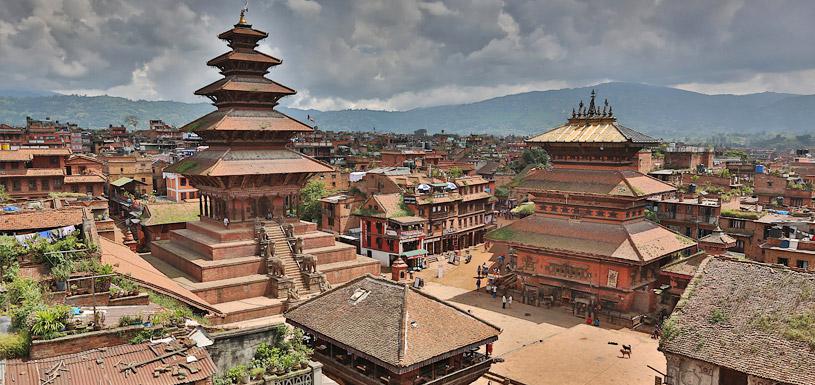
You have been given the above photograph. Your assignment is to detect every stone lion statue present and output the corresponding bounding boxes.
[300,254,318,273]
[292,237,304,255]
[268,257,285,277]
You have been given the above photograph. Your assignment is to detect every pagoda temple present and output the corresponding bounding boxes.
[147,12,379,325]
[487,91,697,316]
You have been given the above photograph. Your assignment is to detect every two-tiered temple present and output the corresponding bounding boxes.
[148,13,379,325]
[487,91,697,317]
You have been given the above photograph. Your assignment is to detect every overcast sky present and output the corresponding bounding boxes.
[1,0,814,110]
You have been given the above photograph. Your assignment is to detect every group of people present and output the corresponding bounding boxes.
[475,261,512,309]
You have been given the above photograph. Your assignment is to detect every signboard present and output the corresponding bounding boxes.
[607,270,619,288]
[403,196,417,205]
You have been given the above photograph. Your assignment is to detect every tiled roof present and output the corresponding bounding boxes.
[374,193,404,218]
[207,50,281,66]
[164,148,332,177]
[660,257,815,385]
[4,341,216,385]
[99,237,219,315]
[698,228,736,245]
[64,175,106,184]
[519,168,674,198]
[660,252,708,277]
[0,207,85,231]
[180,108,312,133]
[195,75,295,96]
[454,176,489,186]
[486,215,695,263]
[0,169,64,177]
[285,275,500,372]
[527,120,658,144]
[141,201,200,226]
[475,161,500,175]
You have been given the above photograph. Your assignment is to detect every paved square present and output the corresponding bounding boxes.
[417,248,666,385]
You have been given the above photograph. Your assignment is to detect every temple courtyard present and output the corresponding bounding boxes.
[417,247,666,385]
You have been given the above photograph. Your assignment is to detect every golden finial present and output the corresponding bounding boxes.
[238,0,249,25]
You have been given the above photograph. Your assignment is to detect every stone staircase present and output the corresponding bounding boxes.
[263,223,308,294]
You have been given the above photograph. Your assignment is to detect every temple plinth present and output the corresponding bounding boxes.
[147,13,379,325]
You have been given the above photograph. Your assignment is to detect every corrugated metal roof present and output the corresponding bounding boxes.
[4,342,216,385]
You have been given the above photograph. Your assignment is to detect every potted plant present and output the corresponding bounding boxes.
[51,261,73,292]
[250,367,265,382]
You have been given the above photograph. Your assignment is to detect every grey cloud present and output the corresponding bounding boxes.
[0,0,813,109]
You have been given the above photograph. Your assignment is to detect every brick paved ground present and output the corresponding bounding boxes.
[418,247,666,385]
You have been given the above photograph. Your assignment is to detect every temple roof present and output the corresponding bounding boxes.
[285,275,500,372]
[195,76,295,96]
[207,50,281,66]
[164,148,332,177]
[660,257,815,385]
[180,108,312,133]
[519,168,675,198]
[487,215,695,263]
[527,90,658,145]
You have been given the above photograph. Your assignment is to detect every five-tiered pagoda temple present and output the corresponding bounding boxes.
[149,12,379,325]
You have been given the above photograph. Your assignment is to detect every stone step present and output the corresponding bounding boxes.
[188,274,271,304]
[210,296,286,325]
[186,220,255,242]
[151,241,263,282]
[297,231,337,249]
[169,229,257,260]
[304,243,358,265]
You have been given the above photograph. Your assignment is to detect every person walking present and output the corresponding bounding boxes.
[477,265,482,278]
[223,216,230,229]
[492,286,497,299]
[476,278,482,292]
[502,295,507,309]
[508,295,513,308]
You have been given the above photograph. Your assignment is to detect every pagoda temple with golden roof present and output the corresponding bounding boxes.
[148,12,379,325]
[487,91,697,315]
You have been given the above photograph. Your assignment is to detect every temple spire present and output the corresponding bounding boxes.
[237,0,250,27]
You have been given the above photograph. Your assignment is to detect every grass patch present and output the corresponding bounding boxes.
[708,308,727,324]
[0,332,30,359]
[147,291,208,326]
[486,226,517,241]
[720,209,761,220]
[783,311,815,348]
[660,318,680,343]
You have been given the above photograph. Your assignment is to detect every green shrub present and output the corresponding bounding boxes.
[0,332,30,359]
[720,209,761,220]
[30,305,71,340]
[118,315,144,327]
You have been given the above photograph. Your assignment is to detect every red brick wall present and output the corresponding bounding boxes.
[29,326,143,360]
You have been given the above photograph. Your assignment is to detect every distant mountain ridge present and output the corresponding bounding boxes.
[0,82,811,140]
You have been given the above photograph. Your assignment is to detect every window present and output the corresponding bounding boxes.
[28,180,37,191]
[54,179,63,189]
[735,239,744,251]
[120,168,124,173]
[49,156,58,165]
[376,237,382,249]
[777,257,789,266]
[180,178,187,186]
[72,185,79,193]
[730,219,745,229]
[12,180,20,191]
[796,260,809,269]
[181,192,187,200]
[86,185,94,194]
[140,178,146,183]
[40,179,49,190]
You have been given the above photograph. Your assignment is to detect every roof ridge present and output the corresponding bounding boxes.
[397,282,408,362]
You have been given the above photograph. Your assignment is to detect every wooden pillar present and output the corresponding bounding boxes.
[199,195,203,217]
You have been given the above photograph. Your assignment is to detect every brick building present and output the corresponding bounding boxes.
[651,195,721,239]
[164,171,199,202]
[663,145,714,170]
[0,148,105,199]
[754,173,814,208]
[487,92,696,315]
[103,155,154,195]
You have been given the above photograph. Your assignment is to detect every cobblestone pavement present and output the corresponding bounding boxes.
[417,245,666,385]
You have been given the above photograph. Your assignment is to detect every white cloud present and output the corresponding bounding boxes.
[285,0,322,17]
[674,69,815,95]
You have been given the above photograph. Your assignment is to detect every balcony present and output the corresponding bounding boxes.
[384,229,424,239]
[657,212,717,225]
[430,211,452,220]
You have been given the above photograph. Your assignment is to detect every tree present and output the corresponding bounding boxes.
[0,185,9,203]
[124,115,139,130]
[510,148,550,173]
[298,180,328,223]
[447,167,463,179]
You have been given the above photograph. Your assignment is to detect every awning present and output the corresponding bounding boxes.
[110,177,135,187]
[401,248,428,259]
